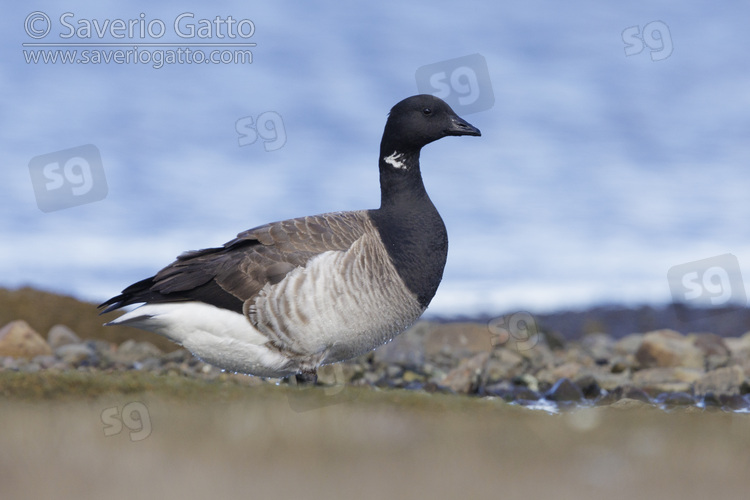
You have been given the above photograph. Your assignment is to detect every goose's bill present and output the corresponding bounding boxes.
[445,115,481,137]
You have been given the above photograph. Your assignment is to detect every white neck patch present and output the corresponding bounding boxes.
[384,151,407,170]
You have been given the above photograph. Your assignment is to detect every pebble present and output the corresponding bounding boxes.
[718,394,750,411]
[111,339,163,365]
[483,348,525,383]
[483,381,540,402]
[691,333,731,370]
[33,355,59,369]
[631,367,704,393]
[1,318,750,413]
[545,378,585,402]
[512,373,540,393]
[694,365,745,396]
[635,330,704,369]
[580,333,615,362]
[55,344,95,365]
[655,392,696,407]
[47,324,81,349]
[701,392,723,408]
[438,351,489,394]
[614,333,644,356]
[574,374,602,400]
[609,398,652,410]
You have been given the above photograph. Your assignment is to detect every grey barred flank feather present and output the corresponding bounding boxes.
[251,219,423,363]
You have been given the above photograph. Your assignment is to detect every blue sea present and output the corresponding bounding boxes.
[3,1,749,317]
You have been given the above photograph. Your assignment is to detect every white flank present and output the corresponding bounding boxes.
[108,302,293,377]
[384,150,407,170]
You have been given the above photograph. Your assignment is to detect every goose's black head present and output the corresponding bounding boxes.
[380,94,481,160]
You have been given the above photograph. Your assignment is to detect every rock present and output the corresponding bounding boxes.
[161,348,193,363]
[0,320,53,359]
[512,373,540,392]
[559,345,598,368]
[632,367,704,393]
[482,348,525,384]
[635,330,704,369]
[517,341,555,372]
[622,386,652,403]
[614,333,644,356]
[482,380,514,399]
[385,365,403,379]
[694,365,745,396]
[609,356,632,373]
[55,343,96,366]
[724,332,750,359]
[439,352,489,393]
[32,355,59,369]
[1,356,21,370]
[691,333,730,370]
[552,362,582,381]
[512,386,541,401]
[719,394,750,411]
[483,381,540,401]
[581,368,632,391]
[315,363,356,386]
[372,322,427,368]
[111,340,163,365]
[47,324,81,349]
[545,378,584,402]
[423,322,493,357]
[580,333,615,362]
[655,392,696,407]
[700,392,748,411]
[360,371,381,386]
[574,374,602,400]
[701,392,723,408]
[20,361,41,373]
[402,370,423,383]
[542,330,567,351]
[609,398,651,410]
[598,386,652,406]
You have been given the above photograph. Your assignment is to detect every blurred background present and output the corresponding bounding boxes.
[3,0,749,317]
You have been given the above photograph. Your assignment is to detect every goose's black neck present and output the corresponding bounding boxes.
[377,148,428,208]
[369,145,448,310]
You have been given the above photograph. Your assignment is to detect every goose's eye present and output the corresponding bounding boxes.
[422,108,432,116]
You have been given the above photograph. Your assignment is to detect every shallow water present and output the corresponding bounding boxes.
[507,394,750,415]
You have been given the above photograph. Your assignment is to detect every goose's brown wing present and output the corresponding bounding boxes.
[99,211,370,314]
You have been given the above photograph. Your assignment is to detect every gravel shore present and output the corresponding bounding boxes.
[2,316,749,412]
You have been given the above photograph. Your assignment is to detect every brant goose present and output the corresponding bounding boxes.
[100,95,481,377]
